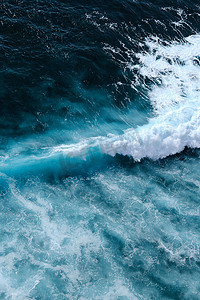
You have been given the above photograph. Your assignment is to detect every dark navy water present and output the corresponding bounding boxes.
[1,1,200,299]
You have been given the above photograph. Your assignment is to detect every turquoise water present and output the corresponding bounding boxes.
[1,0,200,299]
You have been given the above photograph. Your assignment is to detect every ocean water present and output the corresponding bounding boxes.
[1,0,200,299]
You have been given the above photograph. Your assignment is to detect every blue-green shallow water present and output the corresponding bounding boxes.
[1,0,200,299]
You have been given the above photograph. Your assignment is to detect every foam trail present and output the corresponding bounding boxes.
[1,34,200,176]
[0,142,105,177]
[1,101,200,177]
[50,97,200,162]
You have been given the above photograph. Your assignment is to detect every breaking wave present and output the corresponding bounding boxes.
[1,34,200,176]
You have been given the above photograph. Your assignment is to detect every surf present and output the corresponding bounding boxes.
[1,34,200,177]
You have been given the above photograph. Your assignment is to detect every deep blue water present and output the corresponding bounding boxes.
[1,0,200,299]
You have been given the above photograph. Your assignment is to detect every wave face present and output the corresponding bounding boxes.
[1,1,200,299]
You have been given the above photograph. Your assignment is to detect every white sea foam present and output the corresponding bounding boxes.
[51,34,200,162]
[135,34,200,114]
[101,102,200,160]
